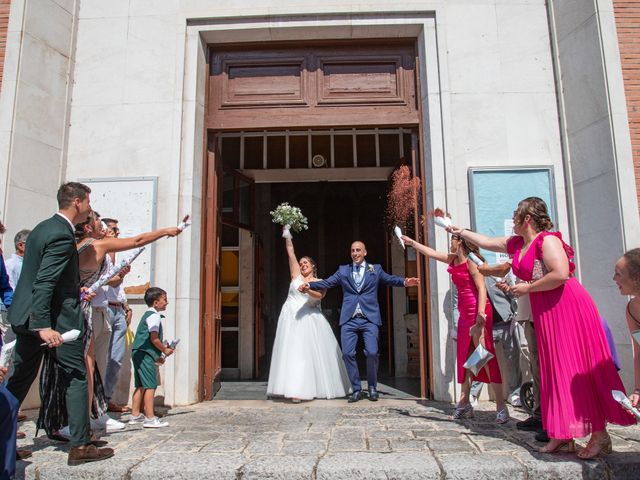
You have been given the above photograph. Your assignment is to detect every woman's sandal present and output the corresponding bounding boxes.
[577,434,612,459]
[539,438,576,453]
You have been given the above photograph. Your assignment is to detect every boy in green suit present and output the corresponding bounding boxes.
[6,182,114,465]
[128,287,174,428]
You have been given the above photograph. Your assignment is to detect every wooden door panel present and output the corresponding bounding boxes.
[318,57,405,104]
[200,134,223,400]
[208,41,418,130]
[222,59,307,107]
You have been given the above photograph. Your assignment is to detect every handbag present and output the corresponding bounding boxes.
[531,259,548,281]
[463,343,495,376]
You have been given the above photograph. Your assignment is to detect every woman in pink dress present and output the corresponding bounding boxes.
[449,197,634,458]
[402,234,507,423]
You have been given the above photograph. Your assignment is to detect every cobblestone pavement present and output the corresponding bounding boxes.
[16,399,640,479]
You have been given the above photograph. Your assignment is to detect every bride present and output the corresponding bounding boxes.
[267,227,351,402]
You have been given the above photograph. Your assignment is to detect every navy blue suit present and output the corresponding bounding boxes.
[309,263,405,391]
[1,336,18,480]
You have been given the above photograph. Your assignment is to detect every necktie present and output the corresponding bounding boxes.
[354,264,363,284]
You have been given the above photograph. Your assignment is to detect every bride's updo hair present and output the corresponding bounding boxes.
[300,256,318,277]
[514,197,553,232]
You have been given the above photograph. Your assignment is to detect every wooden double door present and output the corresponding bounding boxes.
[199,40,431,400]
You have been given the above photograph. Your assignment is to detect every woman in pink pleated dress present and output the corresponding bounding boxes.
[449,197,635,459]
[401,233,507,423]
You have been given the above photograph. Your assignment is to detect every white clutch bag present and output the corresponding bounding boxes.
[463,344,494,376]
[632,330,640,346]
[0,340,16,368]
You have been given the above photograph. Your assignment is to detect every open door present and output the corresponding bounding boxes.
[200,133,223,400]
[410,132,431,398]
[254,237,264,378]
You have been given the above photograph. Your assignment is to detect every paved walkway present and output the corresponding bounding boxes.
[16,398,640,479]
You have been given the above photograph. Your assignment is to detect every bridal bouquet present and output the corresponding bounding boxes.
[270,202,309,233]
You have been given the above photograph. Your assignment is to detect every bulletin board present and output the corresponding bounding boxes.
[468,167,556,264]
[80,177,158,289]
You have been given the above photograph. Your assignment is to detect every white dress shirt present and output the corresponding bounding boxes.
[4,253,23,289]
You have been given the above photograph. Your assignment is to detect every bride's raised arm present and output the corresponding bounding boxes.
[284,228,301,280]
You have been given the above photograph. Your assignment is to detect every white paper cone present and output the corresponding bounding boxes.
[393,226,405,249]
[61,329,81,343]
[84,247,145,299]
[612,390,640,420]
[178,214,190,231]
[467,252,483,266]
[40,329,81,346]
[0,340,16,368]
[434,216,452,229]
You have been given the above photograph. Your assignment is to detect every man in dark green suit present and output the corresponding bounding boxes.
[7,182,114,465]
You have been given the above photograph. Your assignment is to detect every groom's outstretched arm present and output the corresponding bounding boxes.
[308,270,341,291]
[377,266,420,288]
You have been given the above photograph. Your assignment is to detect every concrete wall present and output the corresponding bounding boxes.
[0,0,77,247]
[0,0,78,408]
[548,0,640,388]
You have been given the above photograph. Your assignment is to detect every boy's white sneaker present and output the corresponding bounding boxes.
[128,413,145,425]
[91,414,126,432]
[143,416,169,428]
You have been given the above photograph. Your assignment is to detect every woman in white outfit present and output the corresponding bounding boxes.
[267,227,351,402]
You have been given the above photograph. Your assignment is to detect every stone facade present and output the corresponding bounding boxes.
[0,0,638,406]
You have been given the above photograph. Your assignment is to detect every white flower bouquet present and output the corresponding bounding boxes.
[270,202,309,233]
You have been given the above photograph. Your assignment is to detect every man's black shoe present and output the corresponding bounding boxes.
[368,387,379,401]
[535,430,550,442]
[516,416,542,432]
[348,391,362,403]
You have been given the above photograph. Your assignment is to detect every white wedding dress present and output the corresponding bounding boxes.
[267,276,351,400]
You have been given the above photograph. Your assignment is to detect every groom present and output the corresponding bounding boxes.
[300,241,419,402]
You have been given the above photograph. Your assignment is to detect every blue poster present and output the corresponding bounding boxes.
[468,168,555,264]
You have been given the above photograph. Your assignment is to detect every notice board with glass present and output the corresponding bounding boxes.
[80,176,158,291]
[468,167,557,264]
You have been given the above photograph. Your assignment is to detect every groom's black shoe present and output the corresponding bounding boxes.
[368,387,379,401]
[348,391,362,403]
